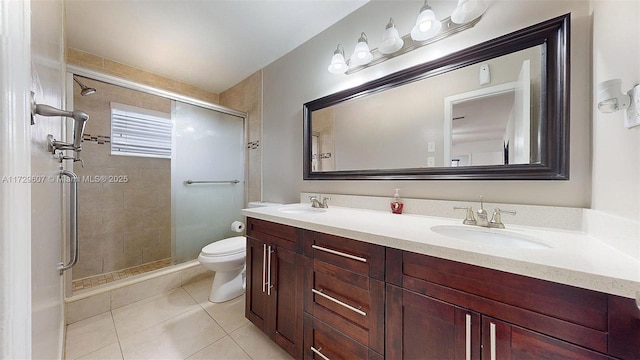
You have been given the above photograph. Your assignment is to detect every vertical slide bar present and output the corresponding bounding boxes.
[58,169,78,273]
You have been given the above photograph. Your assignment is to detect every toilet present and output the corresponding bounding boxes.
[198,236,247,303]
[198,201,281,303]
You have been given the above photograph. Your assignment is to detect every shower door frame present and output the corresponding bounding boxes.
[65,65,248,298]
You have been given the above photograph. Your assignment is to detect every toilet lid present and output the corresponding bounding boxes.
[201,236,246,256]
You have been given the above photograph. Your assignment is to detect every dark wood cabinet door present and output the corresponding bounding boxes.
[481,316,615,360]
[270,246,303,359]
[246,236,268,332]
[303,313,382,360]
[386,284,481,360]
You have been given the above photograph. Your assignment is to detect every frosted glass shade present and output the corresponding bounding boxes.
[350,34,373,66]
[411,7,442,41]
[379,19,404,54]
[328,52,347,74]
[451,0,487,24]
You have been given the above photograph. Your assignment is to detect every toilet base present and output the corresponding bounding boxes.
[209,268,246,303]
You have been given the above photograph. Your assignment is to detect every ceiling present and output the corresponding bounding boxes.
[65,0,369,94]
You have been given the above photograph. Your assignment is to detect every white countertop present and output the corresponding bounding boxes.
[242,203,640,299]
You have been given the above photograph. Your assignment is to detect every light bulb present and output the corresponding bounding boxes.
[419,21,432,32]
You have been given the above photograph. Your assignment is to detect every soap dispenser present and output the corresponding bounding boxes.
[391,189,404,214]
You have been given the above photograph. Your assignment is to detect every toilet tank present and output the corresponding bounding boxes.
[247,201,282,208]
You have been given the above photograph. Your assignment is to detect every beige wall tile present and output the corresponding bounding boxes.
[220,70,263,204]
[180,264,211,287]
[67,48,219,104]
[65,292,111,325]
[110,271,182,309]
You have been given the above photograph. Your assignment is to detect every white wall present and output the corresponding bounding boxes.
[591,0,640,222]
[263,0,591,208]
[0,0,33,357]
[31,0,66,357]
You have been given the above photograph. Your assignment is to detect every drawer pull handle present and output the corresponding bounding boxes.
[311,245,367,263]
[267,245,273,296]
[465,314,471,360]
[490,322,497,360]
[262,243,267,292]
[311,346,331,360]
[312,288,366,316]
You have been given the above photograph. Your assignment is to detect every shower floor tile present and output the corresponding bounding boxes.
[72,258,174,292]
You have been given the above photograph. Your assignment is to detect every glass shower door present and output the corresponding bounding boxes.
[172,101,245,263]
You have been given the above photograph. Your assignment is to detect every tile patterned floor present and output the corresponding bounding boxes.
[65,276,294,360]
[72,259,174,292]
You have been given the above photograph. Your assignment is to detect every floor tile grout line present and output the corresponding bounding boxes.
[108,310,126,360]
[228,323,257,360]
[111,288,202,343]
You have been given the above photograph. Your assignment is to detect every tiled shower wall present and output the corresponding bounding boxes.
[73,78,172,280]
[220,70,262,203]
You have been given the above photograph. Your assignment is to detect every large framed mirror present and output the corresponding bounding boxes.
[303,14,569,180]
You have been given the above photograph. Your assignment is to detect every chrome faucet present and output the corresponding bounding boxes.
[309,196,330,209]
[489,208,517,229]
[475,197,489,227]
[454,197,516,228]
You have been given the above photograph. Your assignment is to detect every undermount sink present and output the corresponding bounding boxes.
[278,206,327,214]
[431,225,552,249]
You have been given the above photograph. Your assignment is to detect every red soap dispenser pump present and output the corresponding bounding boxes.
[391,189,404,214]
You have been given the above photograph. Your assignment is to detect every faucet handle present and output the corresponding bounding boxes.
[321,196,331,208]
[489,208,516,229]
[454,206,477,225]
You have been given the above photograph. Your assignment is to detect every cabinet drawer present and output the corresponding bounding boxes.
[247,218,301,252]
[303,313,383,360]
[303,230,384,280]
[304,258,384,354]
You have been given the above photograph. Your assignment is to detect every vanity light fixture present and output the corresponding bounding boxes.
[411,0,442,41]
[327,44,348,74]
[327,1,484,76]
[379,18,404,55]
[451,0,487,24]
[350,32,373,66]
[597,79,640,128]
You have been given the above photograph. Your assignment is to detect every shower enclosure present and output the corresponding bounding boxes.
[71,75,245,293]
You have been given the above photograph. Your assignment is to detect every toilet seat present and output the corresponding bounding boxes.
[201,236,246,257]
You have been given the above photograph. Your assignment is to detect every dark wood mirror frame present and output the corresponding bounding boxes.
[303,13,570,181]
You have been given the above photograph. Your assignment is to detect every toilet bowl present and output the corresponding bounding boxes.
[198,236,247,303]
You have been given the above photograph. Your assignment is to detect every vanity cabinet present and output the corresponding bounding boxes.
[302,230,386,359]
[386,248,639,360]
[245,218,639,360]
[245,218,304,359]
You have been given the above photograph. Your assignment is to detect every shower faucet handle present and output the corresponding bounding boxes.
[59,154,85,167]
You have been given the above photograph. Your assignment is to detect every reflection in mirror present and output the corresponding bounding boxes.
[304,14,570,180]
[312,46,541,171]
[445,51,538,167]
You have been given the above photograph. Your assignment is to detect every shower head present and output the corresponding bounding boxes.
[73,76,97,96]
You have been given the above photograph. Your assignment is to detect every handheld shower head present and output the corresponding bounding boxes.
[73,76,97,96]
[71,110,89,149]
